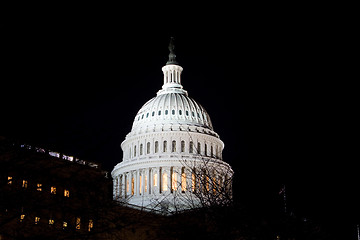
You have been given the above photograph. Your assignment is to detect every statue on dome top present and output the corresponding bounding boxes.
[166,37,178,65]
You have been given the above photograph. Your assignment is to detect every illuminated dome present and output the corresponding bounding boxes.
[129,64,217,138]
[112,38,233,213]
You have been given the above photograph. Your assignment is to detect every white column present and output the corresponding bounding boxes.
[113,178,117,199]
[121,174,125,198]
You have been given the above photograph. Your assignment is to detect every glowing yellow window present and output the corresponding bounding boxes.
[35,217,40,224]
[192,173,196,192]
[37,183,42,191]
[20,214,25,222]
[49,219,54,225]
[63,221,68,228]
[76,217,81,230]
[181,172,186,192]
[51,186,56,194]
[64,189,70,197]
[131,178,134,195]
[88,219,93,232]
[171,172,177,191]
[22,180,28,188]
[153,173,158,187]
[144,175,148,193]
[139,175,142,194]
[7,176,12,185]
[162,173,168,191]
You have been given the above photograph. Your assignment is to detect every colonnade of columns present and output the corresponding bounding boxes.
[113,165,232,201]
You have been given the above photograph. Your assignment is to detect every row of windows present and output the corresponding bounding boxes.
[130,140,220,158]
[7,177,70,197]
[19,214,93,231]
[137,109,205,121]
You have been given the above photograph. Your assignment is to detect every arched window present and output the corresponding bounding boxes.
[189,141,194,153]
[134,145,137,157]
[197,142,201,155]
[147,142,150,154]
[179,110,182,115]
[204,143,207,156]
[172,140,176,152]
[155,141,159,153]
[172,109,175,115]
[163,141,167,152]
[181,141,185,152]
[140,144,143,155]
[165,110,168,115]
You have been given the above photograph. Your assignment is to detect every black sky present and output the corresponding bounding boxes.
[1,4,358,238]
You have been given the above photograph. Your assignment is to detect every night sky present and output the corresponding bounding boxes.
[1,5,358,238]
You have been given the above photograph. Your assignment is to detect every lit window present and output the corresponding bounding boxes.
[181,171,186,192]
[7,176,12,185]
[49,219,54,225]
[139,175,142,195]
[144,175,148,193]
[131,178,134,195]
[192,173,196,192]
[22,180,28,188]
[37,183,42,191]
[35,217,40,224]
[206,176,210,192]
[63,221,67,228]
[126,179,129,193]
[153,173,158,187]
[171,172,177,191]
[76,217,81,230]
[172,140,176,152]
[162,173,168,191]
[20,214,25,222]
[51,186,56,194]
[64,189,70,197]
[88,220,93,232]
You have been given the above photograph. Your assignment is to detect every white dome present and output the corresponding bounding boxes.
[132,92,213,132]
